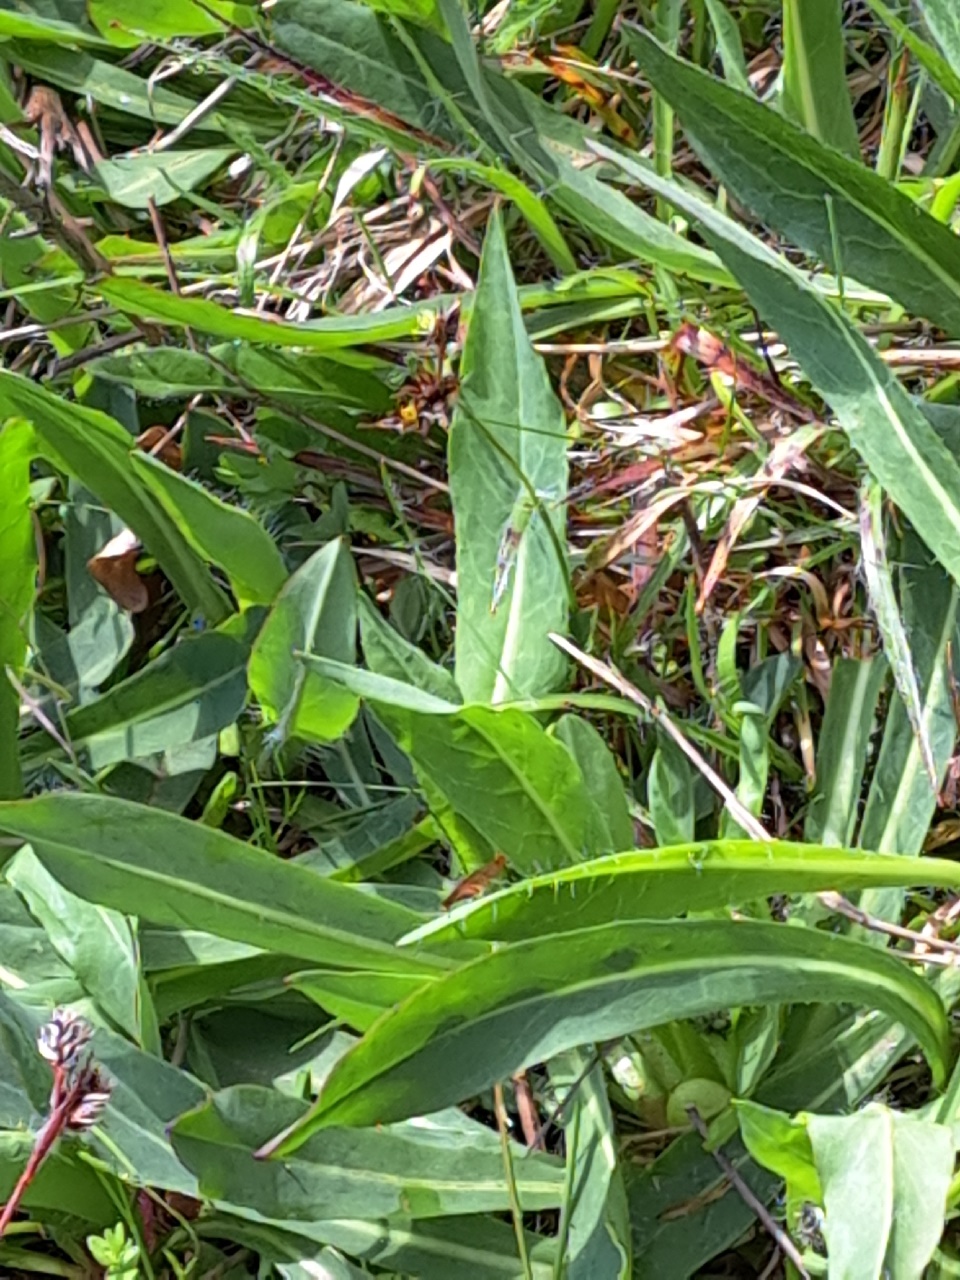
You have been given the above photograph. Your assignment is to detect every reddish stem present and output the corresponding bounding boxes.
[0,1079,84,1239]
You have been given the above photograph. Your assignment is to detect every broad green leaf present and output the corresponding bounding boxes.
[622,27,960,335]
[129,453,286,609]
[781,0,859,157]
[289,969,434,1031]
[358,595,460,704]
[249,540,359,743]
[0,1,105,44]
[0,794,445,976]
[399,841,960,947]
[550,1050,630,1280]
[298,654,459,713]
[5,847,158,1051]
[807,1104,954,1279]
[87,149,235,209]
[647,734,694,847]
[804,658,886,846]
[89,0,252,43]
[23,612,257,770]
[215,1207,558,1279]
[0,372,229,624]
[372,702,613,871]
[0,420,34,799]
[591,143,960,593]
[451,215,568,703]
[552,714,633,852]
[172,1086,564,1219]
[735,1099,821,1206]
[269,918,949,1145]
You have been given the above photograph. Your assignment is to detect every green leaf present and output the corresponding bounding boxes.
[735,1099,821,1206]
[804,658,886,847]
[399,841,960,947]
[289,969,435,1031]
[860,0,960,106]
[95,277,439,351]
[129,453,287,609]
[5,847,158,1050]
[214,1207,558,1278]
[172,1086,564,1219]
[590,143,960,595]
[358,596,461,704]
[647,734,695,848]
[372,702,613,871]
[450,215,569,703]
[24,611,257,770]
[0,794,445,976]
[249,539,359,743]
[781,0,859,157]
[0,371,229,623]
[916,0,960,83]
[4,42,206,126]
[87,149,236,209]
[807,1103,954,1279]
[860,483,938,791]
[702,0,750,92]
[622,26,960,335]
[550,1050,630,1280]
[266,918,949,1146]
[0,420,34,799]
[0,1,105,44]
[89,0,252,42]
[552,714,634,852]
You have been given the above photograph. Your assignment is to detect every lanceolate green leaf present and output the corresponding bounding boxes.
[249,539,359,743]
[171,1086,564,1220]
[372,702,613,871]
[623,27,960,335]
[450,215,569,703]
[130,453,286,609]
[0,372,229,623]
[916,0,960,84]
[399,841,960,948]
[0,794,445,976]
[781,0,859,157]
[591,142,960,592]
[23,612,257,770]
[265,919,950,1147]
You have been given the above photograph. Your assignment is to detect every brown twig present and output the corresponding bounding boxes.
[685,1106,809,1280]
